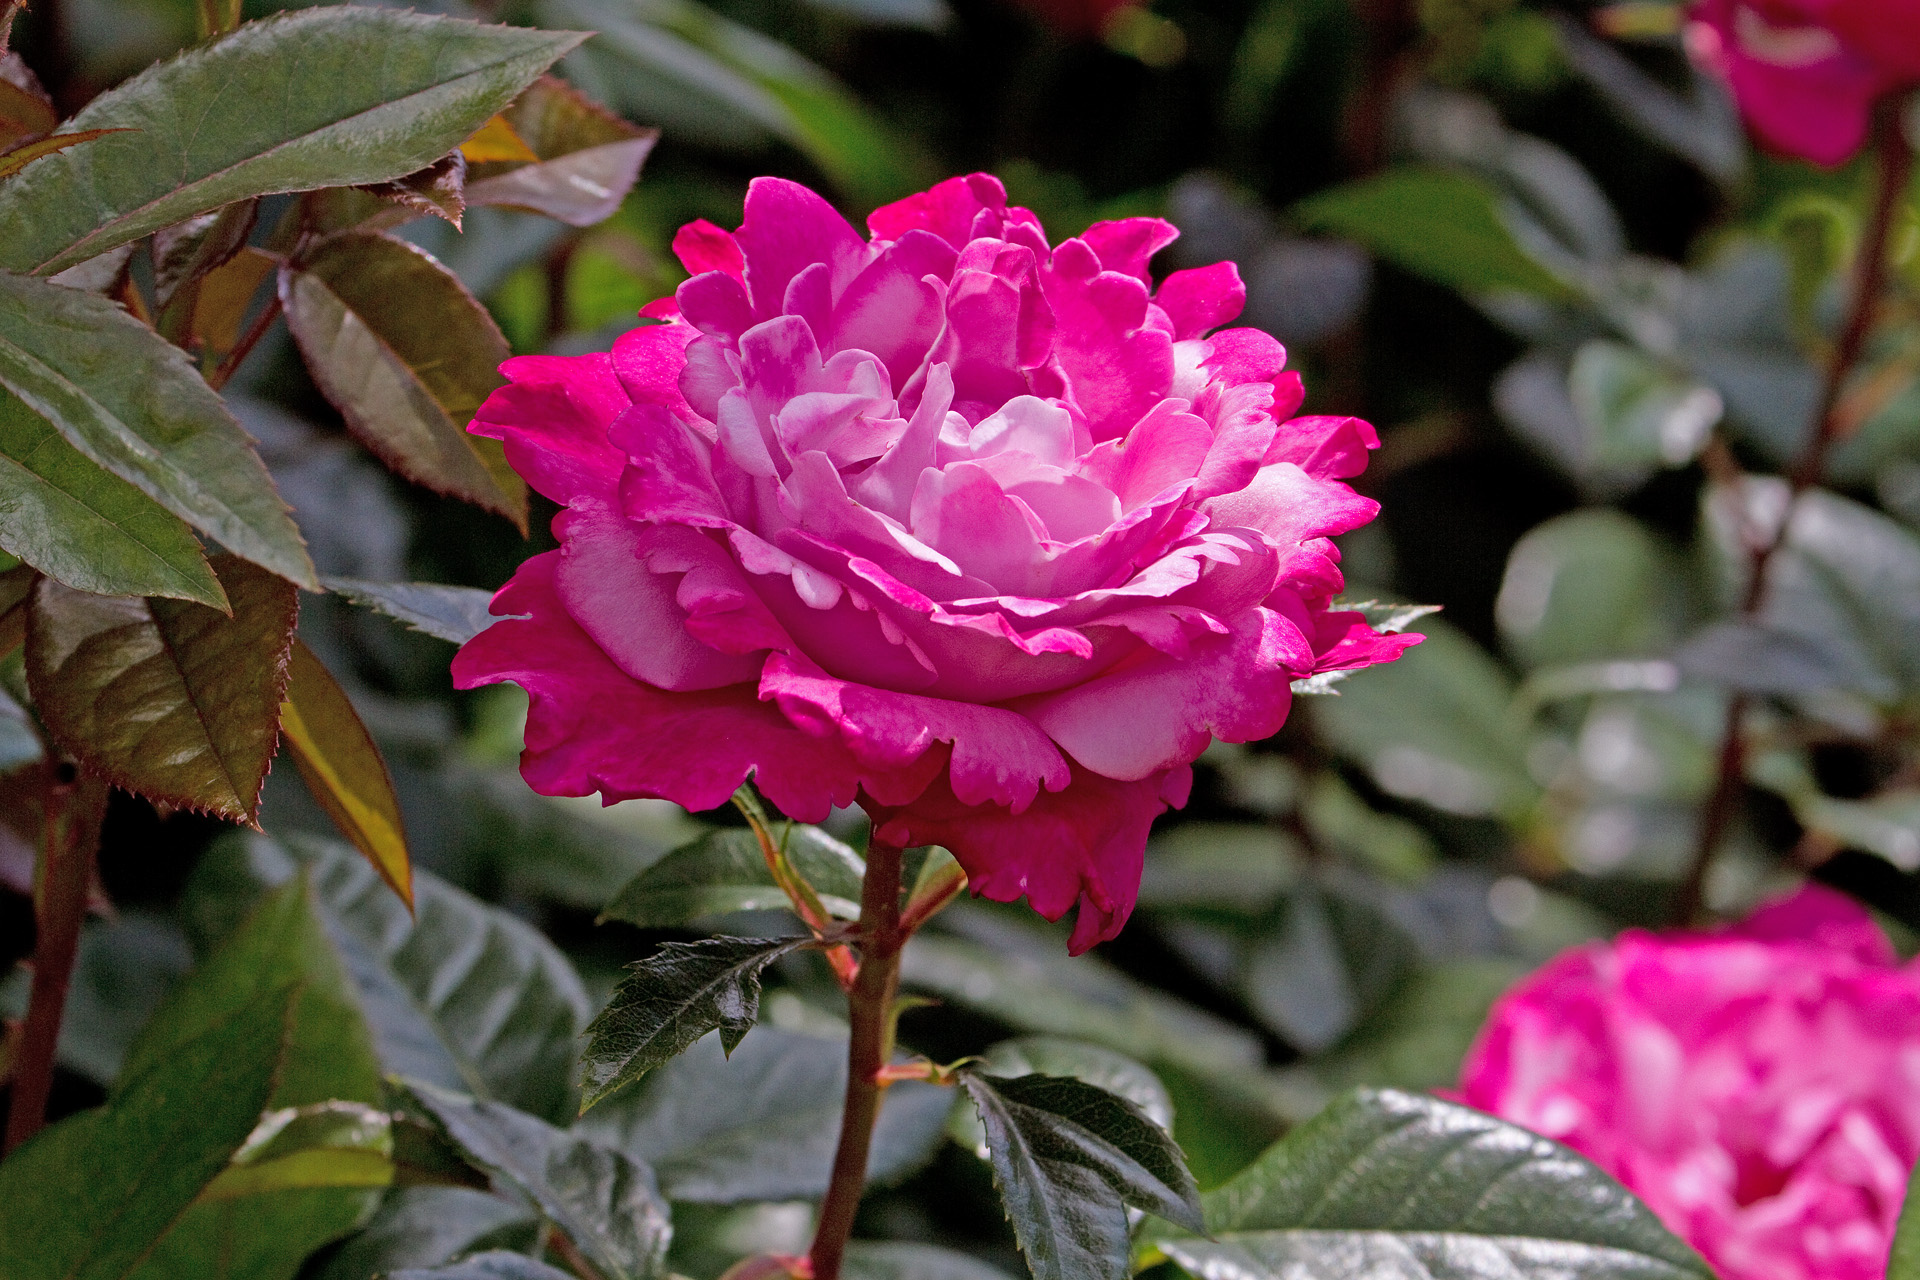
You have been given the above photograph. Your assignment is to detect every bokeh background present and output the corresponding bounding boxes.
[7,0,1920,1272]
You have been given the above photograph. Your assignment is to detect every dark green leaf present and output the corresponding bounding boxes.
[402,1082,672,1280]
[311,1187,537,1280]
[958,1071,1204,1280]
[1294,168,1572,300]
[0,269,315,589]
[26,557,296,821]
[1306,959,1529,1095]
[280,637,412,909]
[188,832,593,1124]
[1188,1089,1711,1278]
[0,983,296,1280]
[0,8,586,275]
[1242,881,1420,1054]
[580,934,811,1110]
[466,76,657,226]
[841,1243,1019,1280]
[0,384,224,605]
[323,575,498,645]
[48,911,195,1086]
[577,1025,953,1202]
[953,1037,1174,1160]
[391,1253,576,1280]
[599,825,865,928]
[279,231,526,529]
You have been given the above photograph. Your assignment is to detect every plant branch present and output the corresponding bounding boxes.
[732,787,858,989]
[808,832,906,1280]
[1673,110,1914,925]
[4,764,108,1154]
[204,292,282,393]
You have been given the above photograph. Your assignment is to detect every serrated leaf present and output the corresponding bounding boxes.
[152,201,257,312]
[599,825,865,928]
[960,1071,1203,1280]
[402,1082,672,1280]
[392,1252,576,1280]
[0,8,586,275]
[26,557,296,820]
[581,934,810,1110]
[279,231,526,529]
[188,831,593,1124]
[465,76,656,226]
[1188,1088,1712,1279]
[322,574,500,644]
[841,1243,1019,1280]
[0,269,316,589]
[0,128,125,179]
[577,1025,953,1202]
[952,1037,1174,1158]
[0,983,296,1280]
[360,152,468,228]
[1294,168,1572,301]
[0,384,224,605]
[280,637,412,908]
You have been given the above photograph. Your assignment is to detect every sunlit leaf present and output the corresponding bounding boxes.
[0,8,586,275]
[461,113,540,163]
[466,76,657,226]
[0,269,316,589]
[279,231,527,529]
[280,638,412,909]
[0,984,296,1280]
[581,934,812,1110]
[959,1071,1203,1280]
[26,557,296,821]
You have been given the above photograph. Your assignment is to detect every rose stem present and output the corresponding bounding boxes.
[1673,108,1915,925]
[4,765,109,1154]
[809,832,907,1280]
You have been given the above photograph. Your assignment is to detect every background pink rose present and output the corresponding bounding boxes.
[1688,0,1920,165]
[1459,886,1920,1280]
[452,173,1414,951]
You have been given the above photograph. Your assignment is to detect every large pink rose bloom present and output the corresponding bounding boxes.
[1459,886,1920,1280]
[1688,0,1920,166]
[452,173,1414,951]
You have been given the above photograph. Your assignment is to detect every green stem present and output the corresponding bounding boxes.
[4,765,108,1155]
[808,834,906,1280]
[1673,108,1914,925]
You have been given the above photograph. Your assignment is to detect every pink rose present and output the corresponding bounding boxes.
[452,173,1414,951]
[1459,886,1920,1280]
[1687,0,1920,166]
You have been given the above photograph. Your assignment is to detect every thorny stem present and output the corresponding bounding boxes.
[1673,110,1914,925]
[808,834,906,1280]
[4,765,108,1154]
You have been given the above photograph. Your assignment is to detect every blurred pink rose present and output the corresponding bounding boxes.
[1459,885,1920,1280]
[1687,0,1920,166]
[452,173,1414,950]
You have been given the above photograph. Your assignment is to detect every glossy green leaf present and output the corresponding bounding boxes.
[26,557,296,821]
[0,384,224,605]
[466,76,658,226]
[953,1037,1174,1158]
[0,269,315,589]
[311,1187,537,1280]
[402,1082,672,1280]
[1310,617,1537,821]
[842,1243,1019,1280]
[392,1253,576,1280]
[0,983,296,1280]
[1182,1089,1712,1279]
[581,935,812,1110]
[280,637,412,909]
[197,1101,394,1200]
[280,232,526,529]
[1294,168,1572,300]
[959,1071,1204,1280]
[600,825,866,927]
[0,8,586,275]
[323,574,498,645]
[189,832,593,1124]
[578,1025,953,1202]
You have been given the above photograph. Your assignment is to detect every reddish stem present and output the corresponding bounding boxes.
[204,293,282,393]
[1672,110,1914,925]
[807,834,906,1280]
[4,766,108,1154]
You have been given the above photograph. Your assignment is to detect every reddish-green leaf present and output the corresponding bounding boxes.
[465,76,657,227]
[26,556,298,822]
[358,152,468,228]
[280,637,412,910]
[0,53,55,150]
[278,232,526,530]
[0,129,127,180]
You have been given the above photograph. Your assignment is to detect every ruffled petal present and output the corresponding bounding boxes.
[470,352,630,506]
